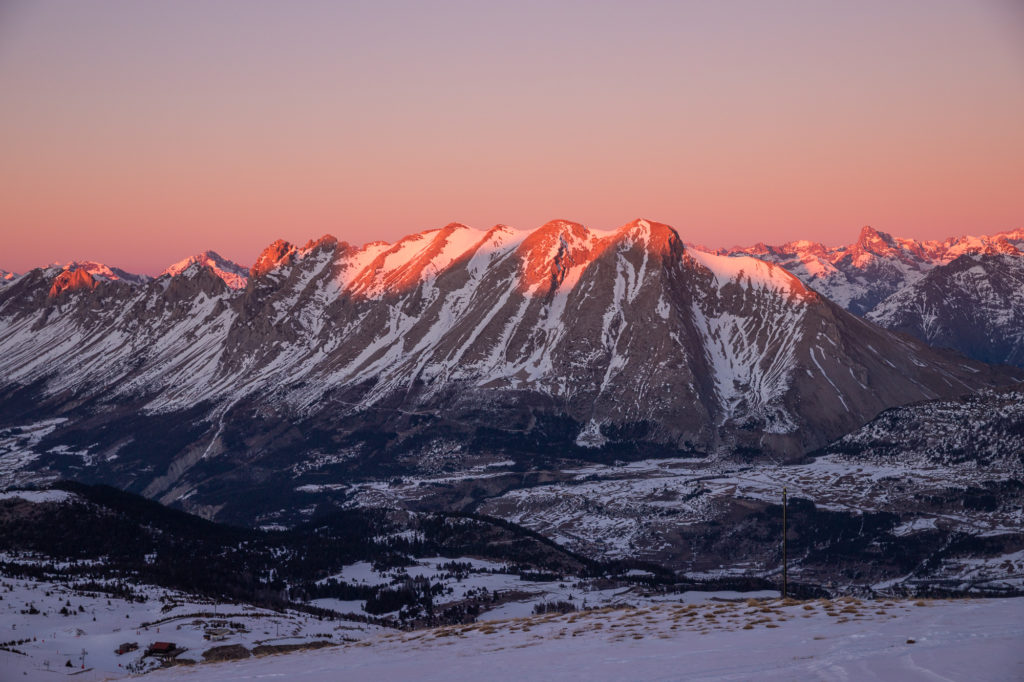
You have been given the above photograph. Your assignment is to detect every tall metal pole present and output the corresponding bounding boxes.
[782,487,788,599]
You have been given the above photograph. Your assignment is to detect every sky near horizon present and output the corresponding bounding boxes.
[1,0,1023,275]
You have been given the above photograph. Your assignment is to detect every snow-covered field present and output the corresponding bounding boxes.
[143,596,1024,681]
[0,576,383,680]
[1,540,1022,680]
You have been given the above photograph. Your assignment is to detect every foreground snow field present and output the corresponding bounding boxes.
[143,597,1024,682]
[0,575,383,680]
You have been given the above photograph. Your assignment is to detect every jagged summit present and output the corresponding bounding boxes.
[249,240,297,279]
[163,250,249,289]
[48,267,97,297]
[61,260,149,284]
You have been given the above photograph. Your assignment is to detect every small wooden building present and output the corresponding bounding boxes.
[147,641,177,656]
[115,642,138,655]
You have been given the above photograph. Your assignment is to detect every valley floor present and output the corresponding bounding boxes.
[145,596,1024,682]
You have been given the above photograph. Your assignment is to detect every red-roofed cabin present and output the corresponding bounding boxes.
[147,642,176,656]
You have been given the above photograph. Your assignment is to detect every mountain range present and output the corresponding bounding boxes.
[724,225,1024,314]
[724,225,1024,367]
[9,222,1024,367]
[0,219,1020,525]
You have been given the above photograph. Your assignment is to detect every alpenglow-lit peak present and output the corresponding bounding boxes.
[63,261,149,284]
[163,251,249,289]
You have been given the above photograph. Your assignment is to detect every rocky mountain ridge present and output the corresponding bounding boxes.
[866,253,1024,367]
[1,219,1017,523]
[723,225,1024,366]
[723,225,1024,315]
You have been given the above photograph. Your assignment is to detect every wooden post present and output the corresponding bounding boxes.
[782,487,788,599]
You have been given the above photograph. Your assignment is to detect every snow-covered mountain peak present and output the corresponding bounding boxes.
[604,218,680,255]
[61,260,149,284]
[43,259,149,297]
[854,225,897,253]
[343,223,488,297]
[163,250,249,289]
[786,239,827,254]
[939,232,1023,260]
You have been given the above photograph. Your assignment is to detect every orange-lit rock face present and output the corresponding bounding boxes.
[250,239,297,279]
[247,217,811,305]
[516,220,595,295]
[48,268,97,297]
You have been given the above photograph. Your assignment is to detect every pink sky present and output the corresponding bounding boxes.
[1,0,1023,275]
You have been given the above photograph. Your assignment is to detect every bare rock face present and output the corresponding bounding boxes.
[0,219,1017,520]
[250,239,297,279]
[48,267,98,297]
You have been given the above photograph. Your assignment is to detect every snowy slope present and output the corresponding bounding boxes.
[4,561,1020,682]
[0,574,383,680]
[140,597,1024,682]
